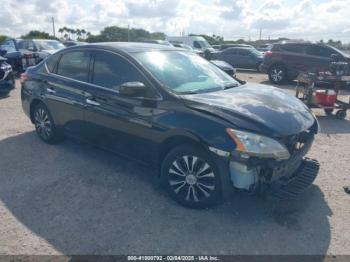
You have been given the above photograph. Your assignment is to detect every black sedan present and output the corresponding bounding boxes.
[21,43,320,208]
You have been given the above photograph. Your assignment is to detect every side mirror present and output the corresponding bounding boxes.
[119,82,147,97]
[0,49,7,56]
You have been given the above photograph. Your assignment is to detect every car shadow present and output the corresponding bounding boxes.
[0,132,332,255]
[259,80,296,90]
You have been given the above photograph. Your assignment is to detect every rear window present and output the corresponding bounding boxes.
[305,45,337,58]
[46,53,61,73]
[56,51,90,82]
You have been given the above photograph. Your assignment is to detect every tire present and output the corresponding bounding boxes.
[336,110,347,120]
[324,109,334,116]
[161,144,226,209]
[268,64,287,84]
[33,103,62,143]
[257,62,263,73]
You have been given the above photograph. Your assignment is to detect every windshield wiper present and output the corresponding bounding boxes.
[179,90,201,94]
[223,83,239,90]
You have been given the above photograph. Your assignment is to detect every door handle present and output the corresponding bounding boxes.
[46,87,56,94]
[86,98,100,106]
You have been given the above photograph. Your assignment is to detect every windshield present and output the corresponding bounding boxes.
[35,41,65,51]
[194,40,211,49]
[329,45,349,57]
[134,51,239,94]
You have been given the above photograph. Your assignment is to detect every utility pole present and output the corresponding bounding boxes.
[52,17,56,38]
[259,27,262,41]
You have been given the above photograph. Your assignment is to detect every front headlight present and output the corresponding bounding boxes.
[226,128,290,160]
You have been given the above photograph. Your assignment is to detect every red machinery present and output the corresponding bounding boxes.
[296,59,350,119]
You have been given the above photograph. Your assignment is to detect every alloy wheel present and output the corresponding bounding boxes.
[168,155,215,203]
[270,68,283,82]
[34,108,52,140]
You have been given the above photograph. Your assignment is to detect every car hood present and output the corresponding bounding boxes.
[181,84,316,137]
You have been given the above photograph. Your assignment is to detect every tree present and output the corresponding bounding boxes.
[87,26,127,42]
[81,29,86,40]
[76,29,82,40]
[21,30,57,40]
[150,32,166,40]
[86,26,166,43]
[58,28,64,38]
[0,35,8,43]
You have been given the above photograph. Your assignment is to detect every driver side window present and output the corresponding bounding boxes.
[92,51,152,96]
[223,48,237,55]
[193,41,201,49]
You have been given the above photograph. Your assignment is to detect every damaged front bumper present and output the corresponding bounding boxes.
[227,132,319,199]
[267,158,319,199]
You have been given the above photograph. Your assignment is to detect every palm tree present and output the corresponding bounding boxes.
[81,29,86,40]
[62,27,69,40]
[76,29,82,40]
[67,28,74,40]
[58,28,64,38]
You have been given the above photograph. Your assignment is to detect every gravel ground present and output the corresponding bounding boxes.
[0,73,349,255]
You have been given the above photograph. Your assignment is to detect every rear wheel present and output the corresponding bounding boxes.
[161,145,225,208]
[33,103,62,143]
[336,110,347,120]
[268,64,287,84]
[257,62,263,72]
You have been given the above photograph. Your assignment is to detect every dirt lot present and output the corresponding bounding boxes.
[0,72,349,255]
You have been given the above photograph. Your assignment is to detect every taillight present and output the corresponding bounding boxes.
[264,50,273,57]
[20,72,28,84]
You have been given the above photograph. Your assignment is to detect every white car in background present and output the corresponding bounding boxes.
[166,36,215,52]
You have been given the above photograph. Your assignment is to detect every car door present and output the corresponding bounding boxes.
[237,49,256,68]
[278,44,307,78]
[220,48,238,67]
[42,50,90,137]
[83,50,158,163]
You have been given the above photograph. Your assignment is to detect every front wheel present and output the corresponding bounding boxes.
[268,65,287,84]
[161,145,225,208]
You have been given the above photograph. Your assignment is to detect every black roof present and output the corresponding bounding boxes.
[70,42,177,53]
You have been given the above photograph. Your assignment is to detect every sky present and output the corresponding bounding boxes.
[1,0,350,42]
